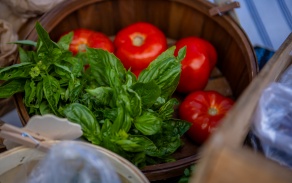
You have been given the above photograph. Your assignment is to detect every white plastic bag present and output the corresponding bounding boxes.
[252,82,292,168]
[28,141,121,183]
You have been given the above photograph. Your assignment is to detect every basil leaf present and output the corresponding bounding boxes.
[64,56,83,77]
[115,139,144,152]
[0,62,33,80]
[158,98,179,120]
[149,134,181,157]
[49,48,63,63]
[125,71,137,87]
[85,86,113,106]
[57,31,73,50]
[100,119,113,138]
[87,48,127,86]
[132,152,146,168]
[43,75,60,115]
[39,101,53,115]
[112,101,132,133]
[11,40,37,47]
[63,103,101,145]
[101,138,125,157]
[127,87,142,117]
[164,119,191,136]
[177,46,187,62]
[27,51,38,64]
[134,111,162,135]
[125,135,173,157]
[0,79,26,98]
[35,22,59,51]
[102,108,118,122]
[131,80,161,109]
[24,80,37,107]
[145,119,190,157]
[138,46,184,100]
[18,47,30,63]
[69,84,83,103]
[36,81,44,106]
[54,63,74,79]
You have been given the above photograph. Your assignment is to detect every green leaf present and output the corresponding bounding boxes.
[18,47,30,63]
[43,75,61,115]
[138,46,183,100]
[85,86,113,106]
[69,84,83,103]
[126,135,170,157]
[177,46,187,62]
[164,119,191,136]
[39,101,53,115]
[101,137,125,157]
[0,79,26,98]
[0,62,33,80]
[36,81,44,106]
[148,133,181,157]
[131,80,161,109]
[100,119,113,138]
[131,152,146,168]
[24,80,37,107]
[112,100,132,133]
[63,103,101,145]
[11,40,37,47]
[158,98,179,120]
[126,87,142,117]
[57,31,73,50]
[35,22,58,51]
[54,63,74,79]
[134,111,162,135]
[87,48,127,86]
[115,138,144,152]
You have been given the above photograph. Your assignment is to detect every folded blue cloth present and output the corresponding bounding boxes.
[254,46,275,70]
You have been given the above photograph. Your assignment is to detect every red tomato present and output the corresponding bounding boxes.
[63,28,114,55]
[179,91,234,144]
[132,70,142,78]
[175,37,217,69]
[114,22,167,72]
[174,48,211,93]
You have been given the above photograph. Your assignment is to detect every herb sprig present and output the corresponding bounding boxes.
[0,22,191,167]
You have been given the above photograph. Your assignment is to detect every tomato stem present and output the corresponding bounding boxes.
[132,35,144,46]
[78,44,87,52]
[208,107,218,116]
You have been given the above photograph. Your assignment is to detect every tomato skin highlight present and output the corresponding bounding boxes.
[63,28,114,55]
[175,37,217,69]
[174,36,218,93]
[114,22,167,72]
[175,48,211,93]
[179,91,234,144]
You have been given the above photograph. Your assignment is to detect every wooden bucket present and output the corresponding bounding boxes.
[0,141,149,183]
[12,0,258,181]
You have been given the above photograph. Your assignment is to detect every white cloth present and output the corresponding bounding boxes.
[0,20,18,67]
[2,0,65,18]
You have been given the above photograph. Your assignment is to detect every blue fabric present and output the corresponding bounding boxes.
[254,46,275,70]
